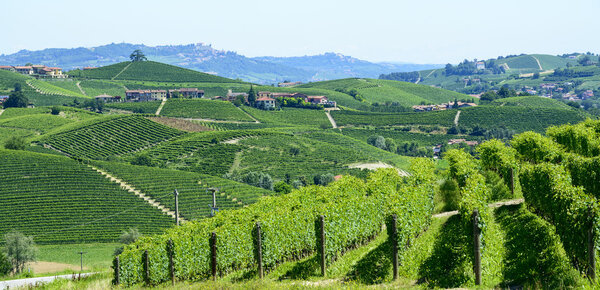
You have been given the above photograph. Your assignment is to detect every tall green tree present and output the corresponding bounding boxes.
[3,91,28,109]
[4,231,36,274]
[247,85,256,105]
[129,50,147,62]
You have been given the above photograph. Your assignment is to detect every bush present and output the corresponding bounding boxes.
[0,252,11,276]
[50,106,60,115]
[4,136,27,150]
[273,181,292,194]
[131,154,155,167]
[439,178,460,211]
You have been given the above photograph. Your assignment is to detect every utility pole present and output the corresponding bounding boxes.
[174,189,179,226]
[208,188,219,217]
[78,251,87,272]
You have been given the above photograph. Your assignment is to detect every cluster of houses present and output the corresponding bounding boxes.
[215,90,336,110]
[534,83,595,101]
[412,101,477,112]
[0,65,64,78]
[277,81,302,87]
[95,88,204,103]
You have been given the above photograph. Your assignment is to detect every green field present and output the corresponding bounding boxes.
[0,150,174,244]
[160,99,254,121]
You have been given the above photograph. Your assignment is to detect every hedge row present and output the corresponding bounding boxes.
[520,163,599,271]
[117,161,435,286]
[477,139,521,197]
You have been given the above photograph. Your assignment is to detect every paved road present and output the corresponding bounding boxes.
[0,272,96,289]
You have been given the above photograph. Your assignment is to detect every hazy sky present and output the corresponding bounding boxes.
[1,0,598,63]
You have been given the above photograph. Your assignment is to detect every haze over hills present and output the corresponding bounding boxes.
[0,43,441,84]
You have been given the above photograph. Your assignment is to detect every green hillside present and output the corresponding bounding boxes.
[0,150,173,244]
[490,96,571,109]
[299,78,471,107]
[160,99,255,121]
[91,161,272,220]
[68,61,241,83]
[38,115,185,159]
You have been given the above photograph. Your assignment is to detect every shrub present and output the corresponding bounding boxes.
[273,181,292,194]
[50,106,60,115]
[4,136,26,150]
[0,252,11,276]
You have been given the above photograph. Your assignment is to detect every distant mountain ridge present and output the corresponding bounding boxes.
[0,43,441,84]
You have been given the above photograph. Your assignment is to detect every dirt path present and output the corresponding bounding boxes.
[76,81,87,96]
[155,98,167,116]
[228,151,243,174]
[325,111,338,128]
[89,166,183,221]
[238,107,260,123]
[28,261,85,274]
[432,198,524,218]
[415,71,421,84]
[425,69,437,78]
[0,109,4,117]
[112,62,132,80]
[531,55,543,70]
[454,110,461,126]
[0,273,97,289]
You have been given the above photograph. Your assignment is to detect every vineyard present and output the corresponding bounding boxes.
[331,110,456,127]
[91,161,271,220]
[160,99,255,122]
[105,101,162,114]
[39,115,185,159]
[0,150,174,244]
[490,95,572,109]
[241,106,330,128]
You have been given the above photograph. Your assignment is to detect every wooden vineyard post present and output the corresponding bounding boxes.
[113,256,120,285]
[588,207,596,280]
[510,168,515,196]
[210,232,217,281]
[255,222,264,279]
[391,214,398,281]
[143,250,150,285]
[174,189,179,226]
[319,215,326,277]
[168,239,175,285]
[472,209,481,285]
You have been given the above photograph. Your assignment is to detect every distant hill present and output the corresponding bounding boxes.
[68,61,240,83]
[299,78,472,108]
[0,43,441,84]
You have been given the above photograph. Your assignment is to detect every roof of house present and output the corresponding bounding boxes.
[0,66,13,69]
[94,94,113,98]
[14,66,32,69]
[308,96,326,99]
[257,97,275,101]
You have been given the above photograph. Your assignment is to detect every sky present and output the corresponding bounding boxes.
[0,0,598,64]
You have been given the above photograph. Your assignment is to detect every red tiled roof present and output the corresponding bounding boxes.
[257,97,275,101]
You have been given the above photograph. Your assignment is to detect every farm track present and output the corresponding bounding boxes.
[237,107,260,123]
[155,98,167,115]
[325,111,338,128]
[112,62,132,80]
[432,198,524,218]
[425,69,437,78]
[0,109,4,116]
[76,81,86,96]
[89,165,183,221]
[228,151,243,175]
[454,110,461,126]
[531,55,543,70]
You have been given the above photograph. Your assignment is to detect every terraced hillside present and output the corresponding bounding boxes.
[160,99,255,121]
[299,78,471,107]
[39,115,185,159]
[0,70,89,106]
[68,61,241,83]
[490,96,572,109]
[92,161,272,220]
[0,150,174,244]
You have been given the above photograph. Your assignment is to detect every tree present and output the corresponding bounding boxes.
[119,228,141,244]
[4,136,26,150]
[50,106,60,115]
[131,154,155,167]
[3,91,28,109]
[532,72,540,79]
[129,50,147,62]
[0,252,11,276]
[314,173,335,186]
[4,231,36,274]
[274,181,292,194]
[13,83,22,92]
[247,85,256,106]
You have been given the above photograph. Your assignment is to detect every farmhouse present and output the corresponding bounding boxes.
[0,66,15,72]
[2,65,64,78]
[14,66,34,75]
[169,88,204,98]
[256,97,276,110]
[227,90,248,98]
[0,95,8,104]
[126,90,161,102]
[94,94,119,103]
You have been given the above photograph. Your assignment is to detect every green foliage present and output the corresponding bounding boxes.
[547,120,600,157]
[0,252,11,276]
[331,110,455,127]
[495,205,581,288]
[3,136,26,150]
[120,228,141,245]
[242,106,330,128]
[161,99,254,122]
[0,150,174,244]
[520,163,599,272]
[105,101,161,114]
[3,231,36,273]
[477,139,520,197]
[41,115,184,160]
[511,131,564,163]
[439,178,460,211]
[130,49,147,62]
[273,181,292,194]
[131,154,155,167]
[491,96,572,109]
[3,91,28,109]
[117,164,432,286]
